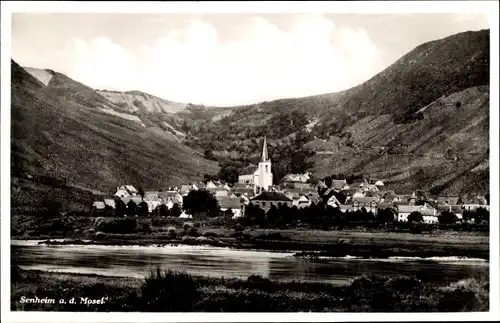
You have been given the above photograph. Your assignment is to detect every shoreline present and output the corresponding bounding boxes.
[12,233,490,260]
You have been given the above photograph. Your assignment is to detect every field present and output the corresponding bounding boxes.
[11,267,489,312]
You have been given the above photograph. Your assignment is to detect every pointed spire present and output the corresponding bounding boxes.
[261,136,269,162]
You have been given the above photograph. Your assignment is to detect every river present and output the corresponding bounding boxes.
[11,240,489,285]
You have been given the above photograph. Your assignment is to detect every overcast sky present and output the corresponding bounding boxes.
[12,12,489,106]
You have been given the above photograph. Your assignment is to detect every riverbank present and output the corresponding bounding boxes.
[12,214,489,259]
[11,267,489,312]
[33,229,490,260]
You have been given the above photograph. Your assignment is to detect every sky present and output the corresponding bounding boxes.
[11,11,490,106]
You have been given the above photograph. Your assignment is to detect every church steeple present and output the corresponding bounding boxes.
[261,136,269,162]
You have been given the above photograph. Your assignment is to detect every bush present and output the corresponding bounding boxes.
[187,227,200,237]
[167,226,177,238]
[255,232,289,241]
[437,278,489,311]
[183,222,194,231]
[95,218,137,234]
[203,231,219,238]
[141,268,199,311]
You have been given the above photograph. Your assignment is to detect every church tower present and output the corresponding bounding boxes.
[255,136,273,194]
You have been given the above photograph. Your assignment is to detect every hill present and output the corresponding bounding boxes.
[97,89,187,114]
[181,29,490,195]
[11,61,219,214]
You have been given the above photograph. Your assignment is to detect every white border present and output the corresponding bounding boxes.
[1,1,499,322]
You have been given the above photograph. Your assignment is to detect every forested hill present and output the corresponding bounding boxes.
[11,61,219,213]
[180,29,490,196]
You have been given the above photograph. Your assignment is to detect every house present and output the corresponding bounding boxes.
[279,173,310,185]
[104,199,116,209]
[179,185,193,196]
[341,188,358,198]
[352,196,379,214]
[144,191,160,201]
[158,191,183,208]
[232,187,255,199]
[121,196,143,205]
[250,191,293,212]
[115,187,130,198]
[206,181,218,189]
[339,204,354,213]
[145,201,161,213]
[116,185,138,196]
[284,187,317,200]
[331,179,349,191]
[437,196,462,206]
[208,187,229,197]
[217,196,243,218]
[460,194,489,211]
[315,180,328,190]
[239,194,251,205]
[326,194,341,208]
[179,211,192,219]
[296,195,311,208]
[382,190,399,203]
[397,204,438,223]
[93,201,106,210]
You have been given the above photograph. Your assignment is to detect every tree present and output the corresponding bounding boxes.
[126,200,137,217]
[115,198,127,217]
[438,210,457,225]
[170,203,182,217]
[218,163,240,184]
[408,211,423,224]
[183,189,220,218]
[377,208,395,225]
[158,204,169,217]
[138,201,149,217]
[138,187,145,200]
[475,207,489,223]
[203,149,215,160]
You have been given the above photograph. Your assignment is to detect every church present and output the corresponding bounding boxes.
[238,136,273,194]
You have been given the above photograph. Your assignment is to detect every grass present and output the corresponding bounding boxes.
[11,267,489,312]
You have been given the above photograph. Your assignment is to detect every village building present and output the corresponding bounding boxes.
[436,196,462,206]
[103,199,116,209]
[397,204,438,223]
[144,191,160,201]
[331,179,350,191]
[237,136,273,194]
[158,191,183,209]
[92,201,106,210]
[217,196,243,218]
[339,204,354,213]
[115,185,139,198]
[208,187,229,197]
[250,191,293,212]
[352,196,379,214]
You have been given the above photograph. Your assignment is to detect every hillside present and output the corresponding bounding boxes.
[11,61,219,214]
[97,89,187,114]
[181,29,490,195]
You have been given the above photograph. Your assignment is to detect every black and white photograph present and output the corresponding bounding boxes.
[1,1,499,321]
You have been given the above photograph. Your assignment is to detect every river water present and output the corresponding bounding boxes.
[11,240,489,285]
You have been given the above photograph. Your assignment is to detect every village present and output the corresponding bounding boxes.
[92,136,490,227]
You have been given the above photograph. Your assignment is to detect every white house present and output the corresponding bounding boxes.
[397,204,438,223]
